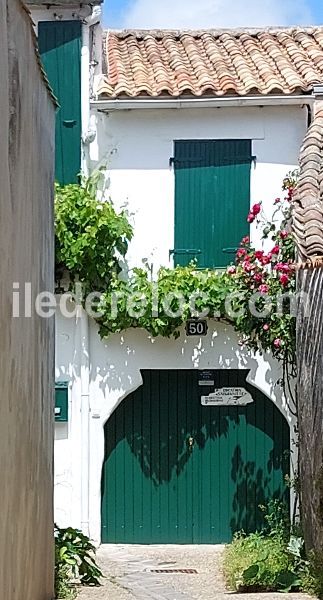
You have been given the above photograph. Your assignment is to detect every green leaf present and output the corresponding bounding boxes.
[276,571,300,592]
[242,564,259,582]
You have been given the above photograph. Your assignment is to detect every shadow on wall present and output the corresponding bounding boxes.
[90,325,268,411]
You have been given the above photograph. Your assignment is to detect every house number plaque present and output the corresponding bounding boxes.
[186,319,208,336]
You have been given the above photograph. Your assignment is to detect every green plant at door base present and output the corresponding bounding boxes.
[222,499,323,595]
[55,524,103,599]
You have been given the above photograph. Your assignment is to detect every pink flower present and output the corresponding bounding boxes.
[274,197,281,205]
[274,338,282,348]
[271,245,280,255]
[280,230,289,239]
[236,248,247,259]
[275,262,290,273]
[255,250,264,260]
[227,266,236,274]
[252,203,262,216]
[279,273,289,286]
[258,284,269,294]
[243,260,253,273]
[253,273,263,283]
[247,212,255,223]
[261,254,271,265]
[263,324,270,331]
[241,236,250,245]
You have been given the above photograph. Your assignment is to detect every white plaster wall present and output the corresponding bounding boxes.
[54,103,304,543]
[90,105,307,271]
[55,309,296,544]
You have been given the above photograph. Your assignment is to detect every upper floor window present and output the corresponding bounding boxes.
[173,139,252,269]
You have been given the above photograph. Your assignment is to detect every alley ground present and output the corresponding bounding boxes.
[77,545,313,600]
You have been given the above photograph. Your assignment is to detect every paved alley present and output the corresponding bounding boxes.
[77,545,313,600]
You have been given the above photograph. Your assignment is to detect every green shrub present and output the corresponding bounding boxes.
[223,500,307,594]
[300,551,323,599]
[223,532,301,593]
[261,498,290,542]
[55,176,133,293]
[54,563,76,600]
[55,524,103,599]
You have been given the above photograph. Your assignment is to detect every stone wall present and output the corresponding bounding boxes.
[0,1,55,598]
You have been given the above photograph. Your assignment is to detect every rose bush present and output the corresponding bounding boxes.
[226,170,297,366]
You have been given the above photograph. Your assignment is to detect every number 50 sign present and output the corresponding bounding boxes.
[185,319,208,336]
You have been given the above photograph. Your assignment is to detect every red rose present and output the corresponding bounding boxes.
[280,230,288,239]
[271,245,280,255]
[252,203,262,215]
[243,260,253,273]
[247,212,255,223]
[275,262,290,273]
[261,255,271,265]
[279,273,289,286]
[255,250,264,260]
[236,248,247,259]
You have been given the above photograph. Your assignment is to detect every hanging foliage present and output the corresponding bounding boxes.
[55,173,297,369]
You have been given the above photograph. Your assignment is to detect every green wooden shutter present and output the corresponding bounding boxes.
[38,21,81,184]
[174,140,252,268]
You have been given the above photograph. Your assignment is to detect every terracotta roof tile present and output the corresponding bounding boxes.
[97,27,323,99]
[292,101,323,261]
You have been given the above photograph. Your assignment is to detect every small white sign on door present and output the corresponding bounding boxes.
[201,387,253,406]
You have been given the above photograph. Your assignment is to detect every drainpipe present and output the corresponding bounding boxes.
[77,305,90,537]
[78,8,101,536]
[81,7,101,176]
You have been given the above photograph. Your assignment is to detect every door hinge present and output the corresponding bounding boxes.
[169,249,202,259]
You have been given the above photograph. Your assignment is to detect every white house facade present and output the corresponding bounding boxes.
[33,12,323,545]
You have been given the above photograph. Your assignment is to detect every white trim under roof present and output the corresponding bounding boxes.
[91,94,315,111]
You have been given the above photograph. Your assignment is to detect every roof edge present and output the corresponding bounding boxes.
[92,94,315,111]
[104,25,323,39]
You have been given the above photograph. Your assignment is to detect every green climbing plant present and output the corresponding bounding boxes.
[55,173,133,294]
[55,172,297,370]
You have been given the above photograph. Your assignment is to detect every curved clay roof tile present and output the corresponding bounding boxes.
[293,107,323,262]
[99,28,323,99]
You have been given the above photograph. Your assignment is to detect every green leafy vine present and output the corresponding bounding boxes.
[55,172,297,370]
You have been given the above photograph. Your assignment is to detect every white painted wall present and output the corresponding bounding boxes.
[55,307,297,544]
[50,81,305,542]
[89,104,307,271]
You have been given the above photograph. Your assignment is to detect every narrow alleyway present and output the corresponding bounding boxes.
[77,545,313,600]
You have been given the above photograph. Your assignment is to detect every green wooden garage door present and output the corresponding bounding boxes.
[101,370,290,544]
